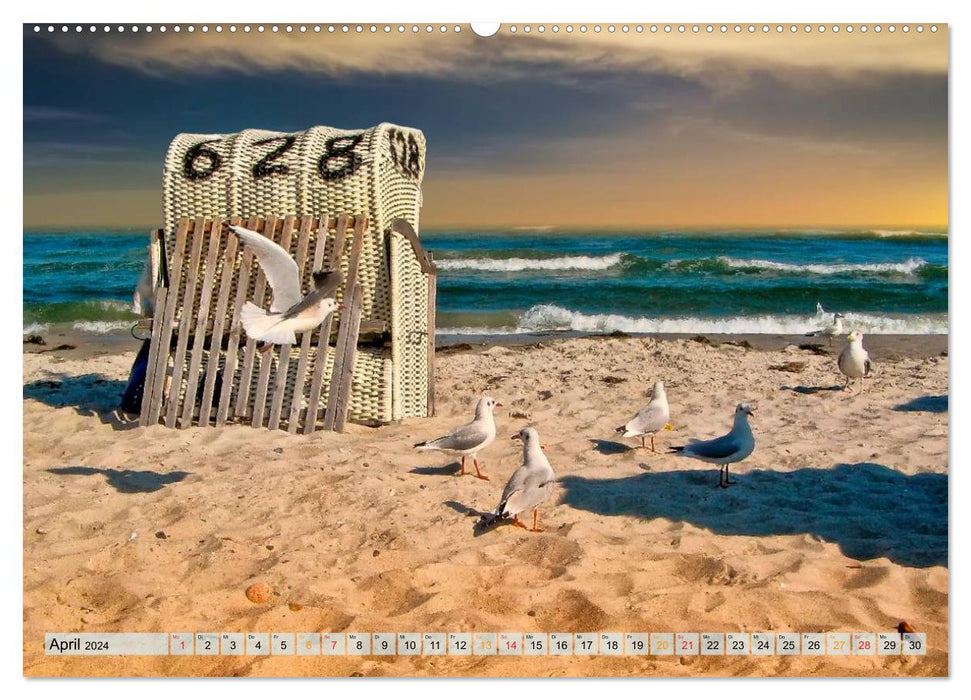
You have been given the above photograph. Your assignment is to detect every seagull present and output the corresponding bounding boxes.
[838,330,872,394]
[479,427,556,532]
[616,380,670,452]
[229,224,344,347]
[806,312,845,346]
[670,403,755,488]
[413,396,501,480]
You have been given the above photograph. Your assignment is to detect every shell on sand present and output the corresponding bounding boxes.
[245,582,271,604]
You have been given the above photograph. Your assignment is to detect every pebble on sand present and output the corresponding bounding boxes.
[245,582,271,604]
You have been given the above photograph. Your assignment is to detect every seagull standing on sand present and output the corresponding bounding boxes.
[480,427,556,533]
[806,312,845,346]
[229,224,344,347]
[670,403,755,488]
[413,397,501,480]
[838,330,872,394]
[616,380,670,452]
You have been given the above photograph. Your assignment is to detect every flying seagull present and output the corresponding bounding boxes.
[229,224,344,347]
[479,427,556,532]
[670,403,755,488]
[806,312,846,346]
[838,330,873,394]
[616,380,671,452]
[413,396,501,480]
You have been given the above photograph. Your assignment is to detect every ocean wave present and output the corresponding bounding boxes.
[437,253,624,272]
[447,304,948,336]
[23,322,49,336]
[867,229,948,239]
[715,256,930,276]
[71,320,134,334]
[435,252,940,279]
[23,299,139,325]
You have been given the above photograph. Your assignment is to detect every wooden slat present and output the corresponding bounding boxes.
[358,320,388,334]
[180,216,224,427]
[285,215,325,433]
[198,231,238,426]
[253,216,296,428]
[344,216,368,297]
[138,229,166,426]
[235,215,274,418]
[426,256,437,418]
[332,283,364,432]
[165,217,208,427]
[139,286,168,426]
[303,215,348,434]
[323,216,368,431]
[143,221,190,426]
[216,215,257,425]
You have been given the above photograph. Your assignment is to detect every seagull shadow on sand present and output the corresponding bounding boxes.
[409,461,462,477]
[782,384,844,395]
[24,373,138,431]
[46,466,190,494]
[590,439,635,455]
[895,395,948,413]
[443,500,510,538]
[560,462,946,568]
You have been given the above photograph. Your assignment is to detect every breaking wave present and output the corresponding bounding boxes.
[438,304,948,336]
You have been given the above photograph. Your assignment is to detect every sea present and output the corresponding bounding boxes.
[23,228,948,338]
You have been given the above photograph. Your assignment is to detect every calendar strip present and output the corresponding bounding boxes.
[44,632,928,657]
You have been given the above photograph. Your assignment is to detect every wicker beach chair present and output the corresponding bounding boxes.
[139,123,436,432]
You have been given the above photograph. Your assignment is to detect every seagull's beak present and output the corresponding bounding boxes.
[541,443,550,450]
[510,433,522,441]
[338,304,346,311]
[846,333,854,340]
[494,402,503,410]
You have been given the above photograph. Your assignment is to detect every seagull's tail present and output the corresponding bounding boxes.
[615,424,627,435]
[240,302,295,345]
[478,503,508,528]
[413,439,439,451]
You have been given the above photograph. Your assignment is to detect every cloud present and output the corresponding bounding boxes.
[23,105,109,123]
[23,141,144,168]
[42,28,947,83]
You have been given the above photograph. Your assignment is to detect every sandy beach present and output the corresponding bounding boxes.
[23,333,948,677]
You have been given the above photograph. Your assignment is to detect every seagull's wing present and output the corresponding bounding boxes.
[626,400,669,435]
[415,421,490,453]
[681,432,741,460]
[501,469,555,517]
[496,465,530,513]
[312,269,344,297]
[280,269,344,319]
[230,225,302,312]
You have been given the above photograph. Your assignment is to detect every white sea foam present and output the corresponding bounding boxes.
[72,320,133,334]
[717,256,928,275]
[438,304,947,336]
[437,253,623,272]
[23,323,49,336]
[95,300,134,312]
[868,229,947,238]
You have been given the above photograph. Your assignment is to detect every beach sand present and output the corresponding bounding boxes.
[23,334,948,677]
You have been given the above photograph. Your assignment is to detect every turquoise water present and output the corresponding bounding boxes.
[23,228,948,336]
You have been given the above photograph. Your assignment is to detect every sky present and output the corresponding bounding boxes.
[23,25,948,229]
